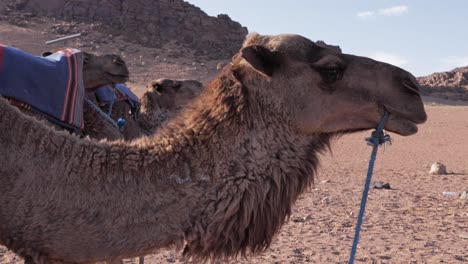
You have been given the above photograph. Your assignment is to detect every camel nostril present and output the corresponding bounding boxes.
[112,57,125,65]
[402,77,421,96]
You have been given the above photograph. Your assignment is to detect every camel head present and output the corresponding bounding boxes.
[144,78,202,112]
[81,52,130,90]
[43,50,130,90]
[232,33,427,136]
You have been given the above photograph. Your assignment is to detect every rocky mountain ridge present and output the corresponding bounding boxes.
[418,66,468,101]
[0,0,248,60]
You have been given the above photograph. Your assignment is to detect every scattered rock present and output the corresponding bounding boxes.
[321,197,330,205]
[371,181,391,189]
[321,179,331,184]
[292,214,312,223]
[458,233,468,239]
[429,162,447,175]
[442,191,458,197]
[303,214,313,221]
[460,190,468,200]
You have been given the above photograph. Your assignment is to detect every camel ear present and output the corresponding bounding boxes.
[241,45,278,77]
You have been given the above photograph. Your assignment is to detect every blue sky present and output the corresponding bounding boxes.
[188,0,468,76]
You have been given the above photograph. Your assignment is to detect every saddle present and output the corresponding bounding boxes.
[0,45,85,133]
[95,83,140,119]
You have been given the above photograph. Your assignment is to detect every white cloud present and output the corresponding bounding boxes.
[357,5,409,20]
[356,11,375,19]
[441,56,468,70]
[378,5,409,16]
[370,52,409,67]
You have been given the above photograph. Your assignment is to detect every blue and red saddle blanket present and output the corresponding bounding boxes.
[95,83,140,118]
[0,45,85,131]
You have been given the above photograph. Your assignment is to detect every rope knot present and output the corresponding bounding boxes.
[365,111,391,146]
[365,130,391,146]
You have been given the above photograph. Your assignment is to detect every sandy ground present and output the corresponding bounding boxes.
[0,20,467,263]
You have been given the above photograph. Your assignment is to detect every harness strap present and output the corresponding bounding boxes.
[84,97,120,131]
[348,111,391,264]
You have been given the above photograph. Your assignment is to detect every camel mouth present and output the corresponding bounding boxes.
[382,104,427,136]
[106,73,130,83]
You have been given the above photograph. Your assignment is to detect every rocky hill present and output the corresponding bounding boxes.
[0,0,248,60]
[418,67,468,101]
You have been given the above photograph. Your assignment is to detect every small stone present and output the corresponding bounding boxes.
[322,197,330,205]
[429,162,447,175]
[458,233,468,239]
[460,190,468,200]
[321,179,330,184]
[303,214,313,221]
[442,191,459,197]
[371,181,391,189]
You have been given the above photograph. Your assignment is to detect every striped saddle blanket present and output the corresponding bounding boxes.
[0,45,84,130]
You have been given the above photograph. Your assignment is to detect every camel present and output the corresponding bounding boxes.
[0,33,427,264]
[41,51,129,91]
[87,78,203,141]
[3,49,130,139]
[79,52,130,140]
[137,78,203,134]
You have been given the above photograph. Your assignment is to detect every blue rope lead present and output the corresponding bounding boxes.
[84,97,120,130]
[348,111,391,264]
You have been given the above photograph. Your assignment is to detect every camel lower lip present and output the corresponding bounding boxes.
[107,73,129,78]
[384,105,427,125]
[110,75,129,79]
[384,115,419,136]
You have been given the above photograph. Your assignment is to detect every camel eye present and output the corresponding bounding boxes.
[83,56,90,65]
[319,67,343,83]
[154,84,163,93]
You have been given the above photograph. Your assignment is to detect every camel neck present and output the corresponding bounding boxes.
[0,73,329,262]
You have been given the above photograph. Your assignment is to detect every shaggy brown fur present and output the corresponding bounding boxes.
[0,33,426,263]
